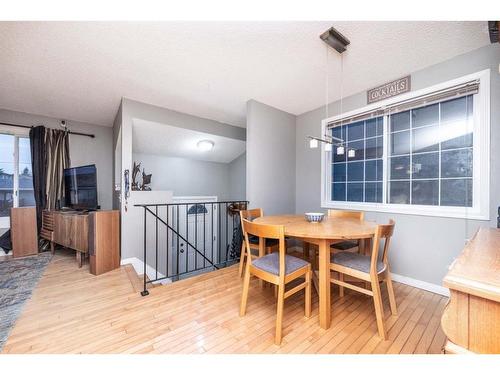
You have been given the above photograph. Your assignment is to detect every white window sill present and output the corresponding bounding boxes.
[321,201,489,221]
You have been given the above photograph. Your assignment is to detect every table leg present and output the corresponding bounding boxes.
[303,241,310,260]
[318,239,331,329]
[364,237,372,254]
[358,239,365,254]
[76,251,82,268]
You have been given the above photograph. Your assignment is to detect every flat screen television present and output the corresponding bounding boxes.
[63,164,98,210]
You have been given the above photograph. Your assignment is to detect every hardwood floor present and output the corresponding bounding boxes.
[2,250,447,354]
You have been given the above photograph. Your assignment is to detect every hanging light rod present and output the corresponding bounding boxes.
[307,134,356,158]
[306,134,343,145]
[320,27,350,54]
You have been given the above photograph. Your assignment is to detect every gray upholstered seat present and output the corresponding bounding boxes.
[331,252,386,274]
[330,240,358,251]
[252,252,309,276]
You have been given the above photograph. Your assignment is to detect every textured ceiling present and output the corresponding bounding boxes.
[0,21,491,128]
[132,119,246,163]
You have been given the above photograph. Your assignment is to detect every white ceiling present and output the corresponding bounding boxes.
[0,21,491,128]
[132,119,246,163]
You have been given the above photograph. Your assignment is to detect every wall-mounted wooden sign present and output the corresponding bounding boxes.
[367,75,411,104]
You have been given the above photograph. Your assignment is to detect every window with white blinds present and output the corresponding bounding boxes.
[321,70,490,220]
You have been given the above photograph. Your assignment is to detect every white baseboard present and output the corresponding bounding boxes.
[121,257,172,285]
[391,273,449,297]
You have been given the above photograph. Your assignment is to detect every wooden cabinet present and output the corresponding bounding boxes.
[71,214,89,252]
[53,212,69,248]
[11,207,38,258]
[53,211,88,252]
[44,210,119,275]
[89,210,120,276]
[441,228,500,354]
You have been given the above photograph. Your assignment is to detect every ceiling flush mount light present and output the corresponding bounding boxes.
[197,140,214,151]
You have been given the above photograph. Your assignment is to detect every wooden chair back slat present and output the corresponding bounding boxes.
[370,219,395,274]
[240,208,263,221]
[379,219,395,264]
[327,209,365,221]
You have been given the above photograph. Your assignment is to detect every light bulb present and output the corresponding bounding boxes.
[309,138,318,149]
[336,145,345,155]
[348,149,356,158]
[324,143,332,152]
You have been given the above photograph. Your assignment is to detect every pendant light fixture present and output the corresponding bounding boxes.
[307,26,354,158]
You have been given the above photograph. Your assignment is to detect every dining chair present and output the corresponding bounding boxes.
[239,218,312,345]
[328,209,365,252]
[238,208,279,277]
[329,219,397,340]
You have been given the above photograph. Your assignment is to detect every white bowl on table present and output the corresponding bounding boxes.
[305,212,325,223]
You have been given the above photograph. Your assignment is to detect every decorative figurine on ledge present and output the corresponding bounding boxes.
[141,169,152,191]
[132,162,141,191]
[132,161,152,191]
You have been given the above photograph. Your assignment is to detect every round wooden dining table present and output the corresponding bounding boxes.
[254,214,377,330]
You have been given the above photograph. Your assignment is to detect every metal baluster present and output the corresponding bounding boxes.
[225,202,228,266]
[211,203,214,270]
[232,208,236,261]
[195,204,198,271]
[155,205,158,280]
[218,202,221,268]
[203,203,206,269]
[141,207,149,296]
[175,205,179,280]
[166,205,169,278]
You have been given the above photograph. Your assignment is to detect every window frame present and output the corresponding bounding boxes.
[0,125,32,228]
[321,69,490,220]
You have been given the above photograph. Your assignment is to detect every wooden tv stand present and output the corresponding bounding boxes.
[42,209,120,275]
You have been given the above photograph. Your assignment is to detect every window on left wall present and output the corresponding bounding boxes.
[0,134,35,226]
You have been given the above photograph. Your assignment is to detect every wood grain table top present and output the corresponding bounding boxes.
[254,214,377,240]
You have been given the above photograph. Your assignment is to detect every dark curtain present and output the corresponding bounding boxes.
[29,126,46,234]
[45,129,70,210]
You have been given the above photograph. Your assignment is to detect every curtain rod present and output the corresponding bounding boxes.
[0,121,95,138]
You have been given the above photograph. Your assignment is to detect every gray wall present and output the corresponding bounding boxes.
[112,103,122,210]
[0,107,113,211]
[246,100,296,215]
[295,43,500,285]
[228,152,247,201]
[133,152,246,200]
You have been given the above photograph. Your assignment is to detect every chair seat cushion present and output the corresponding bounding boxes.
[330,240,358,250]
[331,252,386,274]
[248,235,279,247]
[253,252,309,276]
